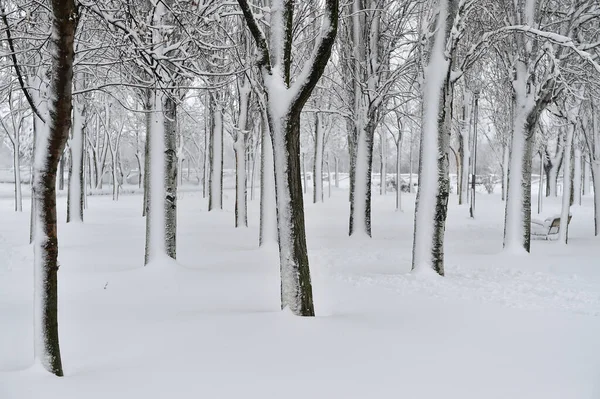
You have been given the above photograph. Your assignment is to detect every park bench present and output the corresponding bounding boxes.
[531,214,572,240]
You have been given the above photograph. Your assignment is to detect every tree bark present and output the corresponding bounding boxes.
[164,95,177,259]
[312,113,324,203]
[208,95,223,211]
[33,0,78,376]
[67,100,85,223]
[573,148,582,205]
[259,114,277,246]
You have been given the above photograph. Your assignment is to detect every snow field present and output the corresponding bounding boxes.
[1,187,599,398]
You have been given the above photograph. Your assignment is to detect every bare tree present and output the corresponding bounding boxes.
[31,0,79,376]
[237,0,339,315]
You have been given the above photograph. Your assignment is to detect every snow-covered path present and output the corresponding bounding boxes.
[1,187,599,398]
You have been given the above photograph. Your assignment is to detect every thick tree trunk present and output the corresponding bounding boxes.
[67,101,84,223]
[163,95,178,259]
[503,59,543,253]
[144,89,177,263]
[412,0,455,276]
[268,110,314,316]
[33,0,77,376]
[349,116,376,237]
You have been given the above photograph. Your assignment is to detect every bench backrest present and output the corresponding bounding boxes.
[547,215,572,235]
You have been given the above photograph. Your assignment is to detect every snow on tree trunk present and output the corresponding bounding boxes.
[573,148,582,205]
[234,78,251,227]
[203,92,210,199]
[334,156,339,188]
[502,142,509,201]
[13,130,22,212]
[458,90,471,205]
[234,135,248,227]
[559,123,574,244]
[238,0,338,316]
[145,92,167,265]
[164,95,178,259]
[142,91,151,217]
[396,139,402,211]
[327,155,332,198]
[260,114,277,246]
[313,113,324,203]
[503,60,536,253]
[545,141,563,197]
[591,161,600,236]
[412,0,454,276]
[266,99,314,315]
[67,101,84,223]
[559,94,582,244]
[583,155,591,196]
[349,115,376,237]
[208,96,223,211]
[380,130,387,196]
[33,0,77,375]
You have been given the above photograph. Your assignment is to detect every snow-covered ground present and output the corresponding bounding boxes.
[1,186,599,398]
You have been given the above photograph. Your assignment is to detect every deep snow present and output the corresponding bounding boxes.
[1,184,599,398]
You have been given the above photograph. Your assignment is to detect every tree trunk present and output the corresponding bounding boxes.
[583,155,591,196]
[591,161,600,236]
[544,136,564,197]
[349,115,376,237]
[33,0,77,375]
[396,139,402,211]
[259,115,277,246]
[12,136,22,212]
[411,0,455,275]
[503,60,539,253]
[573,148,582,205]
[142,90,151,217]
[145,92,167,265]
[334,155,339,188]
[208,96,223,211]
[559,122,575,244]
[502,142,509,201]
[312,113,324,203]
[268,109,314,316]
[164,95,178,259]
[458,91,471,205]
[380,130,387,196]
[67,100,84,223]
[234,135,248,227]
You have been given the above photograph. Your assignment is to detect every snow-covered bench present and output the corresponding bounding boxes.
[531,214,572,240]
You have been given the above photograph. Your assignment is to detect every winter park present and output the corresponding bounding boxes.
[1,0,600,398]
